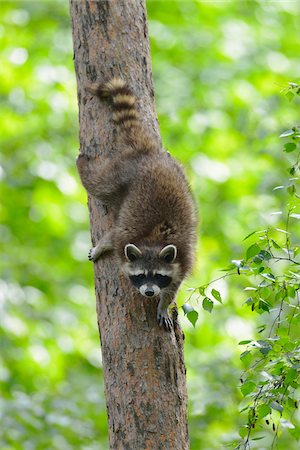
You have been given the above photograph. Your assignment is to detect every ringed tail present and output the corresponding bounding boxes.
[86,78,139,130]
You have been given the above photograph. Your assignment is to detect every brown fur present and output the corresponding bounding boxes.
[77,78,197,330]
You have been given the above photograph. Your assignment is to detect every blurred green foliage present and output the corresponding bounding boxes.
[0,1,299,449]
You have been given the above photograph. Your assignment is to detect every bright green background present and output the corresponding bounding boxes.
[0,1,299,449]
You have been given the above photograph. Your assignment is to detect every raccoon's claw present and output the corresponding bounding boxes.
[88,247,98,262]
[157,311,173,332]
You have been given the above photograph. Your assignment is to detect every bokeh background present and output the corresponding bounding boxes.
[1,1,299,449]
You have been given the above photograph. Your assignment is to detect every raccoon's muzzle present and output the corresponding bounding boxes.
[144,287,155,297]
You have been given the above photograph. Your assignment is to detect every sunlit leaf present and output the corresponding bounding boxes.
[284,142,297,152]
[257,404,271,419]
[240,380,256,396]
[290,213,300,219]
[198,286,206,296]
[202,297,213,313]
[270,401,283,413]
[280,419,295,429]
[286,368,298,383]
[239,426,248,438]
[261,273,276,282]
[243,231,257,240]
[211,288,222,303]
[271,239,281,249]
[280,129,294,138]
[275,227,290,235]
[246,243,260,260]
[187,310,198,327]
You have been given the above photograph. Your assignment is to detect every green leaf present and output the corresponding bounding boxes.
[257,404,271,419]
[289,166,296,176]
[280,129,294,138]
[258,250,272,261]
[286,368,298,383]
[287,397,296,408]
[246,243,260,260]
[187,310,198,327]
[261,273,276,282]
[239,406,249,413]
[240,380,256,396]
[240,350,253,366]
[280,419,295,429]
[257,324,266,333]
[286,91,295,102]
[284,142,297,152]
[198,286,206,296]
[258,299,270,313]
[202,297,213,313]
[288,425,300,440]
[243,231,257,240]
[239,426,248,438]
[244,296,254,305]
[256,339,272,354]
[240,350,251,360]
[287,286,296,298]
[259,286,270,298]
[211,288,222,303]
[238,340,252,345]
[275,227,289,234]
[271,239,281,249]
[182,304,199,327]
[270,401,283,413]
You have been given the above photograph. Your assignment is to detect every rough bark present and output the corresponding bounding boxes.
[70,1,189,449]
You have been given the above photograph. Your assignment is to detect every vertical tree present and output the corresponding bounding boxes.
[69,1,189,449]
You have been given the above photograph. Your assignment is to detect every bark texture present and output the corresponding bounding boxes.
[70,1,189,449]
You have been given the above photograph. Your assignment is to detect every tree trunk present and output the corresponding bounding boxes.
[69,1,189,449]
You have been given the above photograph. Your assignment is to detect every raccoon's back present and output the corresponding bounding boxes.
[116,153,197,271]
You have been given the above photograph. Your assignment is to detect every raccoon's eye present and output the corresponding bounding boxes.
[137,274,145,280]
[156,274,168,281]
[155,274,172,288]
[131,274,146,282]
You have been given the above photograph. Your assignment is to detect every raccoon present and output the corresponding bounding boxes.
[76,78,197,331]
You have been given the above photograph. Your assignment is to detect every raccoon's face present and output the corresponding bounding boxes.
[123,243,178,297]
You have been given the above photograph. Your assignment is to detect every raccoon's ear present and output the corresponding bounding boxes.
[124,244,142,262]
[159,244,177,263]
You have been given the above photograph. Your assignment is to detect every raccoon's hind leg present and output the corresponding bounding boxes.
[88,231,114,262]
[76,153,127,203]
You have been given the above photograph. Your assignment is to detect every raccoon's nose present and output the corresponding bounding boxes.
[145,287,155,297]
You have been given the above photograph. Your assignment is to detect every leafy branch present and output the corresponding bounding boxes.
[184,82,300,448]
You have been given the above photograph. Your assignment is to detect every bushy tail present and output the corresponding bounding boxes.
[87,78,139,130]
[86,78,160,153]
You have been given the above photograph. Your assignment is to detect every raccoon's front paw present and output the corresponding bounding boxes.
[88,247,98,262]
[157,309,173,332]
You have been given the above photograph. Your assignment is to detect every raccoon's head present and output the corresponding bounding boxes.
[123,243,179,297]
